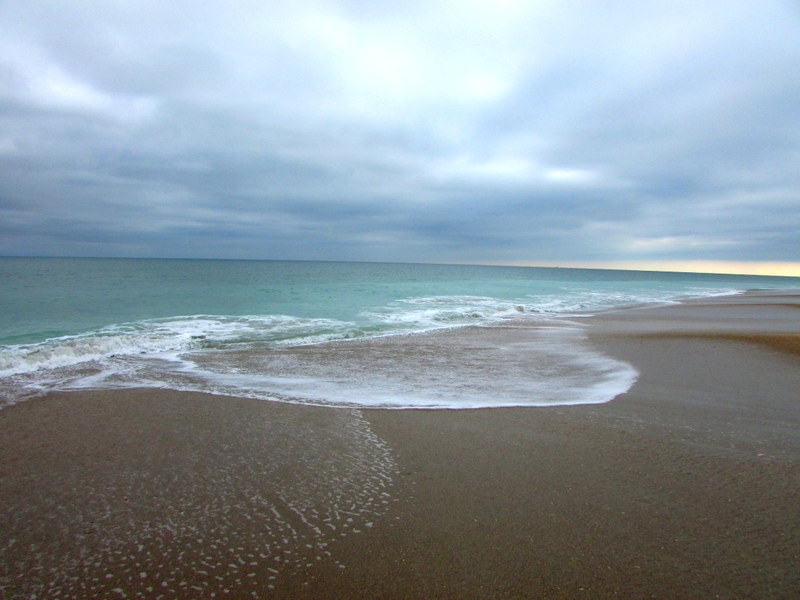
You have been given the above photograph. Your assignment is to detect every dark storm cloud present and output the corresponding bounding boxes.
[1,0,799,266]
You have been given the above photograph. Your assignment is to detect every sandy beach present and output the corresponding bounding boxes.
[2,290,799,599]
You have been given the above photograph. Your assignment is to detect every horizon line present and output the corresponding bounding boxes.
[490,260,800,278]
[3,254,800,278]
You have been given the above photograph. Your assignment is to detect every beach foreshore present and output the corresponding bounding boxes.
[2,290,799,599]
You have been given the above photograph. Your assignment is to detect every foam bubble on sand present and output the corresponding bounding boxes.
[0,404,397,598]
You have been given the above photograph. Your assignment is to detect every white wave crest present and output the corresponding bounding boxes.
[365,296,527,329]
[0,314,359,378]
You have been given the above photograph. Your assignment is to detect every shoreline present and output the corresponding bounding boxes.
[1,290,799,598]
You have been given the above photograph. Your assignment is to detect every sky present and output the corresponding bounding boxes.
[1,0,800,275]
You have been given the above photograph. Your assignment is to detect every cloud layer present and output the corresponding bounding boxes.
[2,0,799,266]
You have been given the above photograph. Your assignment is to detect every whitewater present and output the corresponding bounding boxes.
[2,258,798,409]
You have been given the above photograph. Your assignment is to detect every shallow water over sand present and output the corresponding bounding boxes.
[20,319,638,409]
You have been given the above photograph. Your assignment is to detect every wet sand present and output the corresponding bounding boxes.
[2,290,799,598]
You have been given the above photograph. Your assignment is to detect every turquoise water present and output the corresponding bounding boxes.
[2,257,798,408]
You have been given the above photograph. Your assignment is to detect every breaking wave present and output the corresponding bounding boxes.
[1,286,739,409]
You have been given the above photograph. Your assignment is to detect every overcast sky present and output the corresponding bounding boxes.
[1,0,799,272]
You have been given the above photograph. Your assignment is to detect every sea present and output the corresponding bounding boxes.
[2,257,799,410]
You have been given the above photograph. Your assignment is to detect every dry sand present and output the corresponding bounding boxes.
[1,290,799,599]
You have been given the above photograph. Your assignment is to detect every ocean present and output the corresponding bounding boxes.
[2,257,798,409]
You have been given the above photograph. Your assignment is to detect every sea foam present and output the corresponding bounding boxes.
[17,317,637,410]
[3,289,727,409]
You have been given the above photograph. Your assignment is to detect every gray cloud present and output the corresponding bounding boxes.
[1,0,799,265]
